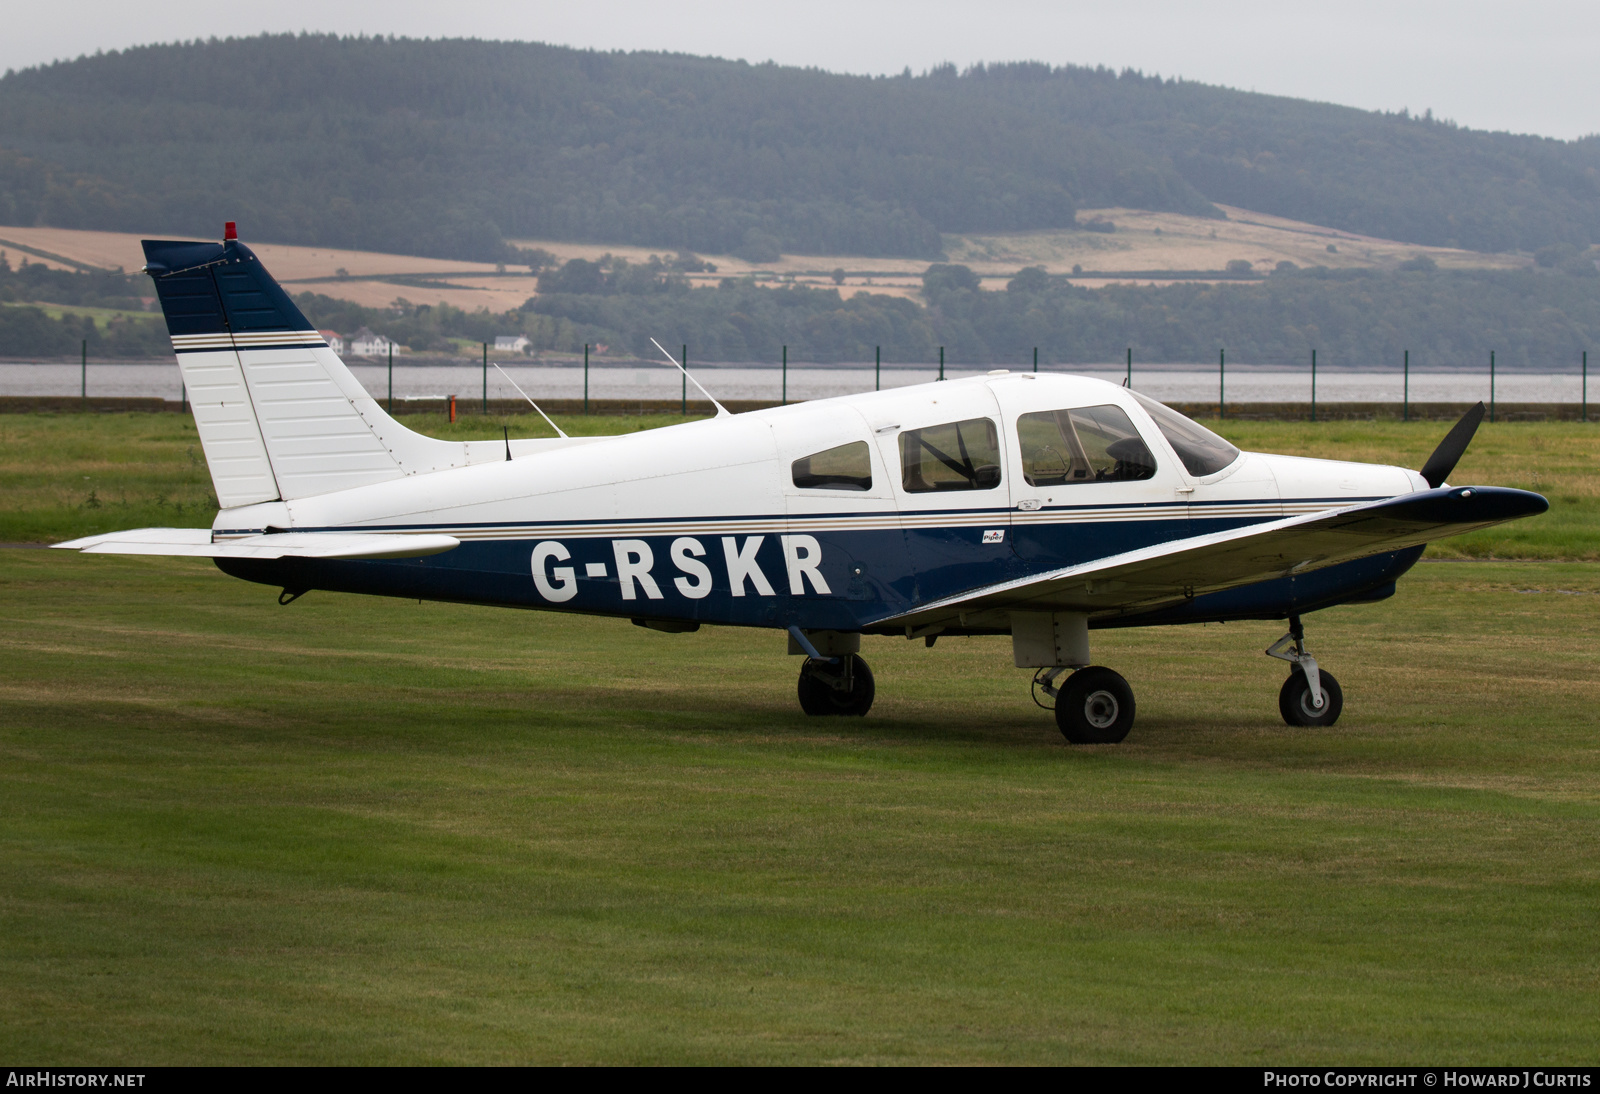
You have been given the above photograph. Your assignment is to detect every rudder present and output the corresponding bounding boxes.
[144,227,483,508]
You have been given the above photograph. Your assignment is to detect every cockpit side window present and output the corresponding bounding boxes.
[1016,404,1156,486]
[792,441,872,491]
[1130,392,1241,477]
[899,418,1002,492]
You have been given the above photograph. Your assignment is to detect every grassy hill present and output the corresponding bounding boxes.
[1,36,1599,262]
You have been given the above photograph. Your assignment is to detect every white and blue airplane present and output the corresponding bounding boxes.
[56,227,1548,743]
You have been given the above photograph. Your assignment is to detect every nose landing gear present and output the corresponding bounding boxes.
[1267,615,1343,727]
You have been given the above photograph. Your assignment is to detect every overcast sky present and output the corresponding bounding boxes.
[6,0,1598,140]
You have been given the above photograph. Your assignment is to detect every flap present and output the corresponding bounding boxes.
[53,528,459,560]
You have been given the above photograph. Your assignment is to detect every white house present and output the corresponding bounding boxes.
[494,335,532,354]
[349,327,395,357]
[318,330,345,355]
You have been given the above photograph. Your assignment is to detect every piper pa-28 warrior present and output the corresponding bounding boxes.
[57,226,1549,743]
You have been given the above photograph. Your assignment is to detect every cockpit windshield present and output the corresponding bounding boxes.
[1130,392,1241,477]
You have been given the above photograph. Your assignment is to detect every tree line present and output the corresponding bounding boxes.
[7,252,1600,368]
[293,259,1600,369]
[0,253,167,356]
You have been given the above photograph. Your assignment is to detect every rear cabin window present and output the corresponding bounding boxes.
[1017,404,1157,486]
[1131,392,1241,477]
[899,418,1002,493]
[792,441,872,491]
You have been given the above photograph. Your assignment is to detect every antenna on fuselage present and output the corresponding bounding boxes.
[649,337,731,417]
[490,362,568,439]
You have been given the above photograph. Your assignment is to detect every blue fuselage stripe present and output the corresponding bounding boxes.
[211,499,1395,631]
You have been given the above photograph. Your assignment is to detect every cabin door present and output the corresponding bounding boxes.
[988,377,1191,574]
[866,384,1022,606]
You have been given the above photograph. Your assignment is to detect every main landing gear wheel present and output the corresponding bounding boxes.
[1279,668,1343,727]
[797,654,875,717]
[1055,666,1135,744]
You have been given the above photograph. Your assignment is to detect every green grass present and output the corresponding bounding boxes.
[3,412,1597,556]
[1,550,1598,1063]
[1210,419,1600,560]
[0,412,698,543]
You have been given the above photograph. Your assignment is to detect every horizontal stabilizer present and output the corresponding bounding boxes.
[882,485,1547,626]
[53,528,459,560]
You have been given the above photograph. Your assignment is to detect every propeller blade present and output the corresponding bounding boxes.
[1419,401,1486,489]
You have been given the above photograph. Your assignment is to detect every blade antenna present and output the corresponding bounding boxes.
[649,337,731,417]
[1419,401,1485,489]
[490,361,568,439]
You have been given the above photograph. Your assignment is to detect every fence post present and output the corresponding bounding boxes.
[1403,350,1409,422]
[681,344,687,416]
[583,344,589,415]
[1126,347,1131,387]
[387,343,393,413]
[1583,350,1588,423]
[1219,348,1225,420]
[81,339,86,403]
[939,346,945,382]
[875,345,880,391]
[1490,350,1496,424]
[782,345,787,406]
[1034,347,1039,374]
[1311,349,1317,423]
[482,343,488,414]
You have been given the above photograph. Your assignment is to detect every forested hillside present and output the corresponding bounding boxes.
[1,35,1598,262]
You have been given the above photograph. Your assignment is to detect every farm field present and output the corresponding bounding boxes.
[1,410,1597,1063]
[1,300,157,326]
[943,205,1530,288]
[1,204,1531,314]
[1,412,1593,558]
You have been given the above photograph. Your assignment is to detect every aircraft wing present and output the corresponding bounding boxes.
[880,485,1547,627]
[52,528,459,560]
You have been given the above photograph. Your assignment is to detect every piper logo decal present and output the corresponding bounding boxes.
[531,535,830,602]
[982,529,1006,544]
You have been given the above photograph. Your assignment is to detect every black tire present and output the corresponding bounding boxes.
[1055,666,1135,744]
[1279,668,1343,727]
[797,655,875,717]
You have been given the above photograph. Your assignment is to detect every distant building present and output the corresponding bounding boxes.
[318,330,345,354]
[494,335,531,354]
[349,327,394,356]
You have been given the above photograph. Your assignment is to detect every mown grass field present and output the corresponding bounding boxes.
[0,411,1596,1063]
[2,551,1598,1063]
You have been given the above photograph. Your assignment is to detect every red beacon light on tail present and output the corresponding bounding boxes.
[224,221,237,241]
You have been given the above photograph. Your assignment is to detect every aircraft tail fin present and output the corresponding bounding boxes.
[144,229,494,508]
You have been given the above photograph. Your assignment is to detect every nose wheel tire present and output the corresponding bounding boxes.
[1279,668,1343,727]
[797,654,875,717]
[1055,666,1135,744]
